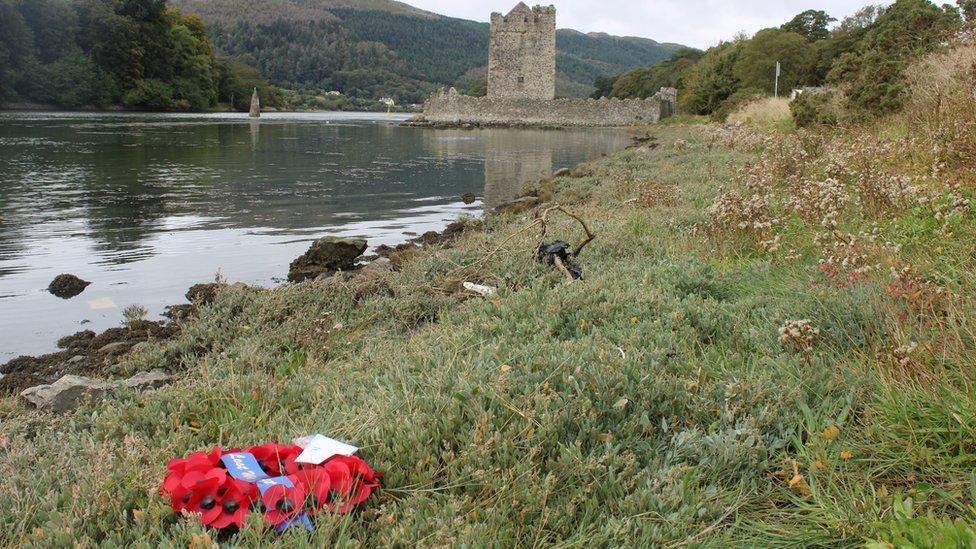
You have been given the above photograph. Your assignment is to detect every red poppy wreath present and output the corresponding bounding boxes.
[161,436,378,531]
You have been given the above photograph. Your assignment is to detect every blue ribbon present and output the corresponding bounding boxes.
[221,452,270,483]
[221,452,313,532]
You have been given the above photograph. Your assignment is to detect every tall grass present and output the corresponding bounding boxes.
[0,109,974,545]
[727,96,794,131]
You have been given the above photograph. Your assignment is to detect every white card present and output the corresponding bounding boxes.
[294,434,358,465]
[87,297,117,310]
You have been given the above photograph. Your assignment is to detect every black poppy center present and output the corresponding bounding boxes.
[181,491,193,504]
[307,495,321,510]
[199,496,217,510]
[276,498,294,513]
[222,499,240,514]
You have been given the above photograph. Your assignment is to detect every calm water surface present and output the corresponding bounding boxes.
[0,111,630,359]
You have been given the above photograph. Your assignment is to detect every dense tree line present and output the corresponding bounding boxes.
[600,0,968,119]
[172,3,683,102]
[0,0,274,110]
[209,17,437,104]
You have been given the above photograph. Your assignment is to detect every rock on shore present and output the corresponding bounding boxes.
[288,237,368,282]
[47,274,91,299]
[0,320,178,395]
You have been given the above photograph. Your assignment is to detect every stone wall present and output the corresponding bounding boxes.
[417,87,677,127]
[488,4,556,100]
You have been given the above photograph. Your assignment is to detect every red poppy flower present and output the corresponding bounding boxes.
[180,467,227,515]
[261,483,307,526]
[288,468,332,514]
[201,479,257,529]
[163,447,223,512]
[322,456,379,514]
[163,447,221,492]
[246,442,301,477]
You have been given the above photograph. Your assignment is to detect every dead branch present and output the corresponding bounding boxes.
[552,256,575,281]
[537,204,596,257]
[447,217,542,279]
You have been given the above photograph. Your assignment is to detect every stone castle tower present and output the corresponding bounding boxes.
[487,3,556,101]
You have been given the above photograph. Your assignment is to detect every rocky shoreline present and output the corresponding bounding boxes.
[0,217,479,408]
[0,130,648,411]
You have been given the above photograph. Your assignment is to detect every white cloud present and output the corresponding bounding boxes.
[406,1,889,48]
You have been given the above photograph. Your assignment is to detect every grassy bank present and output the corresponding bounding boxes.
[1,121,974,547]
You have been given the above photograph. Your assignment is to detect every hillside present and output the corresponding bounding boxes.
[170,0,437,24]
[170,0,684,102]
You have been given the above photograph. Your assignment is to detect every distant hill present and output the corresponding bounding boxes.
[170,0,685,102]
[171,0,437,24]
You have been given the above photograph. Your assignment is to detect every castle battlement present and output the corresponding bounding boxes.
[490,3,556,26]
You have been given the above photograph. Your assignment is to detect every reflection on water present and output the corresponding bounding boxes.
[0,111,630,358]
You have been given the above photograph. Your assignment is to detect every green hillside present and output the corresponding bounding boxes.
[171,0,685,102]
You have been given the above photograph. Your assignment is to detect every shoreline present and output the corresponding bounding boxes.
[0,217,473,395]
[0,129,646,395]
[0,104,420,115]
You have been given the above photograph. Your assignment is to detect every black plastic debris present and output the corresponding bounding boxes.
[537,241,583,280]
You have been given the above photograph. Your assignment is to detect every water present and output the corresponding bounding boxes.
[0,111,630,360]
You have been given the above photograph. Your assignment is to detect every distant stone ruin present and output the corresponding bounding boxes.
[488,4,556,101]
[249,88,261,118]
[414,3,676,128]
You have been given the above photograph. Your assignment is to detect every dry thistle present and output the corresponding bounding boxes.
[779,319,819,361]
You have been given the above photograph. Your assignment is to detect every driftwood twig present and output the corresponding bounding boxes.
[537,204,596,258]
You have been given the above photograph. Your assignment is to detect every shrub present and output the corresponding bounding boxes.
[790,90,842,127]
[827,0,961,117]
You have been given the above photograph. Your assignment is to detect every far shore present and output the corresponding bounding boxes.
[0,103,421,115]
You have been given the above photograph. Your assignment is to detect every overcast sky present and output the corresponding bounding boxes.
[407,1,887,49]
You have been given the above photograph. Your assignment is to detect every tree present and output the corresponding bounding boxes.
[609,48,703,100]
[829,0,961,115]
[810,5,881,83]
[165,11,218,109]
[958,0,976,23]
[679,40,745,115]
[733,29,816,94]
[590,75,617,99]
[17,0,78,64]
[0,0,34,101]
[217,59,279,111]
[463,78,487,97]
[123,78,175,109]
[27,52,118,107]
[781,10,837,42]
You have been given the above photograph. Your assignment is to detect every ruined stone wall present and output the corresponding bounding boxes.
[488,4,556,100]
[419,87,676,127]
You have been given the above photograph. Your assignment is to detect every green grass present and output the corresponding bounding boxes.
[0,124,974,547]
